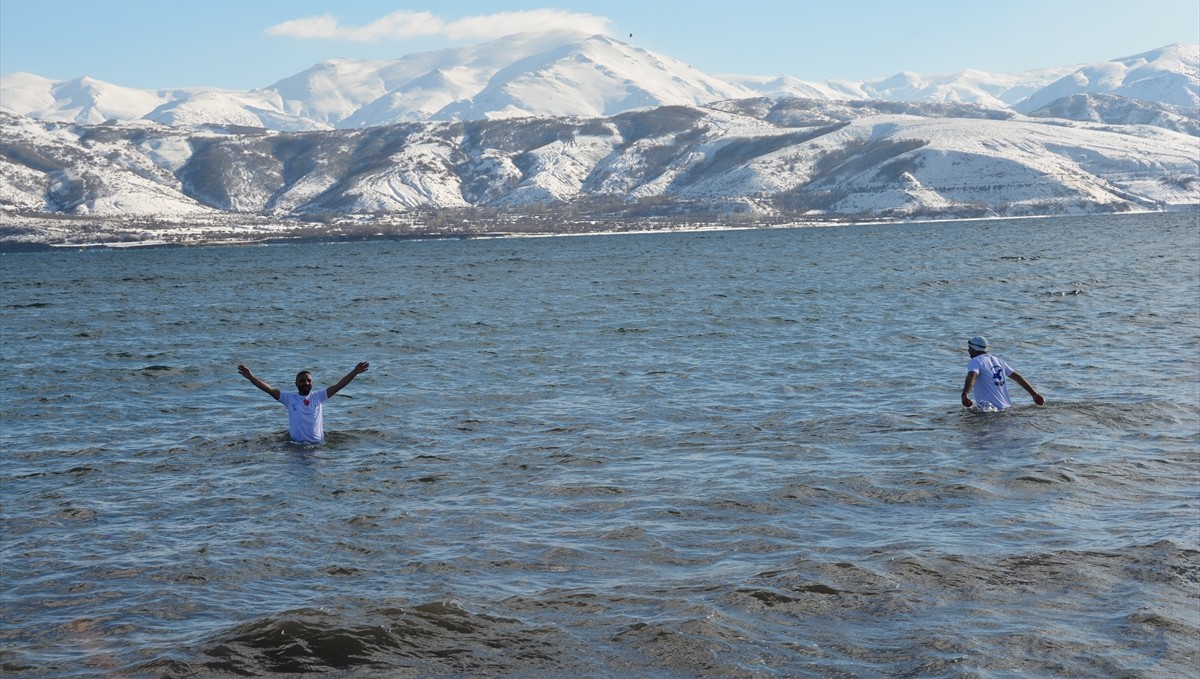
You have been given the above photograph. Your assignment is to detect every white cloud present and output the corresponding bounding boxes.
[443,9,611,40]
[265,9,612,43]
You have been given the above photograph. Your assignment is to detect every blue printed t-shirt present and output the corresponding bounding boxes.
[966,354,1014,411]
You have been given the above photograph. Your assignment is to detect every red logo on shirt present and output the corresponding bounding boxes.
[303,399,310,406]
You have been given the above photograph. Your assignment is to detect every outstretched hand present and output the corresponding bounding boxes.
[238,363,280,399]
[326,361,370,398]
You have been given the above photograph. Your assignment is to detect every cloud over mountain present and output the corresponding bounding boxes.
[264,9,614,43]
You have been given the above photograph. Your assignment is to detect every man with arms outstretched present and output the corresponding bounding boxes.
[238,362,369,442]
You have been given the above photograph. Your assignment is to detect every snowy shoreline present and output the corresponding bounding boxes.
[4,207,1194,253]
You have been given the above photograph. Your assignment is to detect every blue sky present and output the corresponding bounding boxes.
[2,1,1197,90]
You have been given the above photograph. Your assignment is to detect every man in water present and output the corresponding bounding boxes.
[960,336,1044,411]
[237,362,369,442]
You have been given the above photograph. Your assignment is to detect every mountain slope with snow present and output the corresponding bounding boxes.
[433,34,752,120]
[1014,43,1200,112]
[1,32,754,131]
[2,37,1197,244]
[726,65,1080,109]
[2,96,1195,245]
[0,73,204,125]
[264,31,592,126]
[4,36,1197,131]
[1024,93,1200,135]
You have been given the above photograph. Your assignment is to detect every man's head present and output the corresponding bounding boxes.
[295,370,314,395]
[968,336,989,357]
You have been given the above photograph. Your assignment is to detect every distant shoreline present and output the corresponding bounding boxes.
[1,207,1195,253]
[0,219,963,253]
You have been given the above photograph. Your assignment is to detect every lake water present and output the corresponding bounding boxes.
[1,212,1197,677]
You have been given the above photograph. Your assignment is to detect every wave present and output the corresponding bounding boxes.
[119,540,1199,677]
[137,600,572,677]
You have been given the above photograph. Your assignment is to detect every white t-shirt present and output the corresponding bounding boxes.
[966,353,1014,411]
[278,389,329,442]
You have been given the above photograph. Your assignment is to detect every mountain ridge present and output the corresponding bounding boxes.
[4,35,1196,130]
[1,36,1197,245]
[2,94,1195,246]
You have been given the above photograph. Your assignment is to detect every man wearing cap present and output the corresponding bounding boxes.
[961,336,1045,411]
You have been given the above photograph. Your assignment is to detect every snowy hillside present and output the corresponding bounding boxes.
[1,32,751,130]
[2,97,1196,245]
[1015,43,1200,112]
[0,72,206,126]
[1024,93,1200,136]
[725,65,1078,109]
[431,34,751,120]
[2,35,1197,245]
[3,34,1197,131]
[265,31,603,126]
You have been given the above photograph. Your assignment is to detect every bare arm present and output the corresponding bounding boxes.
[326,361,370,398]
[238,364,281,400]
[1009,371,1045,405]
[961,371,977,408]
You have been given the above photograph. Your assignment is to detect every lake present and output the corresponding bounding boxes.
[1,212,1197,677]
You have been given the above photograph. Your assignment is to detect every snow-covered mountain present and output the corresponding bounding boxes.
[2,31,753,130]
[0,72,207,126]
[3,35,1196,131]
[1014,43,1200,113]
[1024,93,1200,136]
[1,36,1197,245]
[725,65,1079,109]
[2,94,1196,245]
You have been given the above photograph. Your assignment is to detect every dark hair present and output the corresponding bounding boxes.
[296,370,312,381]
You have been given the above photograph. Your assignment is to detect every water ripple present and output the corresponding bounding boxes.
[1,212,1197,676]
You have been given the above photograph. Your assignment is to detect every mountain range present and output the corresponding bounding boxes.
[6,33,1198,130]
[0,34,1197,245]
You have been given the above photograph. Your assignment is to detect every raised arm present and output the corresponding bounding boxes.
[1009,371,1045,405]
[326,361,370,398]
[238,364,281,400]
